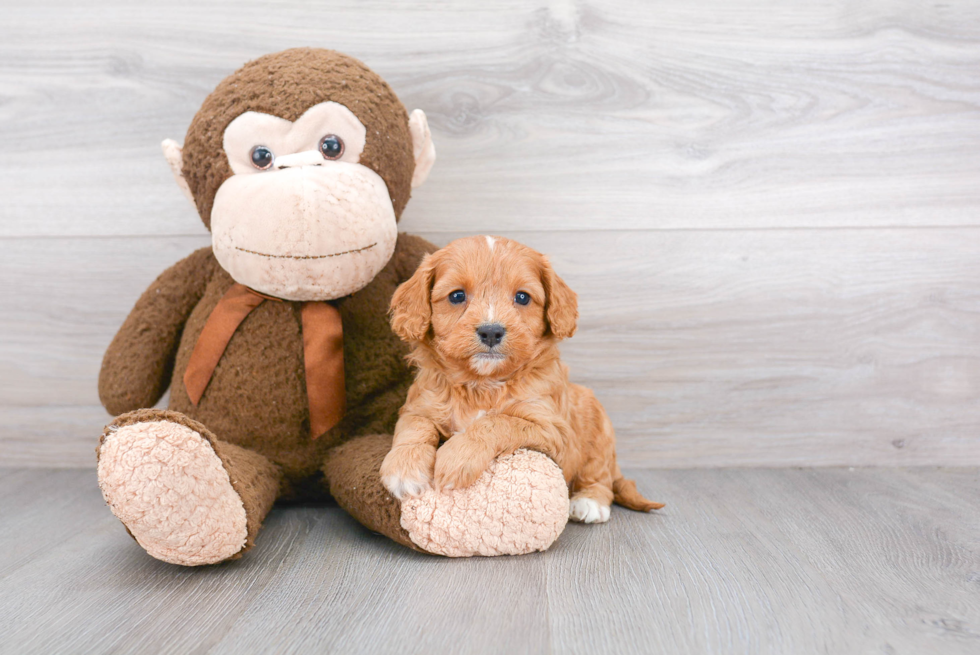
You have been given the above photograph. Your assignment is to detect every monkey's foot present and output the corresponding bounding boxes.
[97,417,247,566]
[399,449,569,557]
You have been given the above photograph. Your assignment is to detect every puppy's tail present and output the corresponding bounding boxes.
[612,462,665,512]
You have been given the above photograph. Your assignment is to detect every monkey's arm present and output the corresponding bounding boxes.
[99,247,215,415]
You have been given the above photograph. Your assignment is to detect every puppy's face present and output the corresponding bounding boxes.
[391,236,578,379]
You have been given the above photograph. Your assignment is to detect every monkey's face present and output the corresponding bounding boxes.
[208,101,397,301]
[167,49,436,301]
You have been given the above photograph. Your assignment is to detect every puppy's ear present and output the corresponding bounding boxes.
[541,257,578,339]
[390,254,436,342]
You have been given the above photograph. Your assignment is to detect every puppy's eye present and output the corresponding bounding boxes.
[515,291,531,306]
[319,134,345,160]
[448,290,466,305]
[250,146,275,170]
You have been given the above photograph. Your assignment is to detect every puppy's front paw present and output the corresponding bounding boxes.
[381,444,436,500]
[569,496,611,524]
[433,437,496,491]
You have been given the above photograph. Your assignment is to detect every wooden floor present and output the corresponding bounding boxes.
[2,467,977,655]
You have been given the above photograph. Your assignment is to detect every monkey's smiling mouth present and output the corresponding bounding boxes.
[234,242,377,260]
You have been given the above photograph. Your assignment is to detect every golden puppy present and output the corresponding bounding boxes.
[381,235,663,523]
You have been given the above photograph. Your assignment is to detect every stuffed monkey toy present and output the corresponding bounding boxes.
[95,48,568,564]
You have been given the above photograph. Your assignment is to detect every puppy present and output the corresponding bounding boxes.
[380,235,663,523]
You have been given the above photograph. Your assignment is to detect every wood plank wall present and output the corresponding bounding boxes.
[2,0,979,467]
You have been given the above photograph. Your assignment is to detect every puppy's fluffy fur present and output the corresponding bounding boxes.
[381,235,663,523]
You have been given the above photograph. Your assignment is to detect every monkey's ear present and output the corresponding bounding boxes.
[390,254,435,342]
[540,257,578,340]
[161,139,196,206]
[408,109,436,188]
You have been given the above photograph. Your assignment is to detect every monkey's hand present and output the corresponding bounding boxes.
[99,247,214,415]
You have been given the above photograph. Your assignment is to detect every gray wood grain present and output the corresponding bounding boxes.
[2,0,980,468]
[1,467,977,654]
[4,229,979,467]
[546,468,980,654]
[1,0,979,237]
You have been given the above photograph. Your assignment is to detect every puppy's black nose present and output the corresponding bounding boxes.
[477,323,506,347]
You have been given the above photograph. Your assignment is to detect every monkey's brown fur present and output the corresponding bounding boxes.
[181,48,415,229]
[97,49,433,556]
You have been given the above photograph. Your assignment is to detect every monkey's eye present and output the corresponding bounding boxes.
[448,290,466,305]
[250,146,275,170]
[515,291,531,306]
[319,134,345,160]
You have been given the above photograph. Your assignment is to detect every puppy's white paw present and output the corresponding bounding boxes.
[382,474,431,500]
[569,496,611,524]
[380,444,436,500]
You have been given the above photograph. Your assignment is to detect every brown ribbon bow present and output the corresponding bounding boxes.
[183,284,346,438]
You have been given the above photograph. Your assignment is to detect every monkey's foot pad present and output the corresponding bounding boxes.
[97,420,248,566]
[400,449,569,557]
